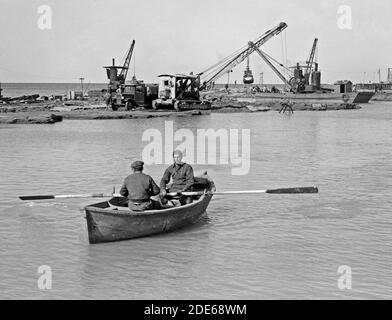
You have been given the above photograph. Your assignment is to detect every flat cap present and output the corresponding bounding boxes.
[131,160,144,170]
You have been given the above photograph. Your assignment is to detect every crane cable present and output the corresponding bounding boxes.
[259,50,292,75]
[200,45,246,79]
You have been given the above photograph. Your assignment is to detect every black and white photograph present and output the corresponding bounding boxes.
[0,0,391,304]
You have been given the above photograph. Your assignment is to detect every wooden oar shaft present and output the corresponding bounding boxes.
[20,187,318,200]
[214,190,268,195]
[19,193,118,200]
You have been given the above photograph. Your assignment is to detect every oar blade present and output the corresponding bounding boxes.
[266,187,318,194]
[19,195,55,200]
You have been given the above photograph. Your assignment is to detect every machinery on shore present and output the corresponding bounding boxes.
[198,22,288,90]
[196,24,329,94]
[152,22,287,110]
[152,73,210,111]
[103,40,157,110]
[248,38,328,93]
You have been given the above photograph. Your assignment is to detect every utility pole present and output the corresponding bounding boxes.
[0,82,2,99]
[225,70,232,91]
[259,72,264,87]
[79,77,85,99]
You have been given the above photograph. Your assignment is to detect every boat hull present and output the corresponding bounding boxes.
[85,193,213,244]
[236,91,374,104]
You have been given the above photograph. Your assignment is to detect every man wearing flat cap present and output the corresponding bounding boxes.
[120,160,161,212]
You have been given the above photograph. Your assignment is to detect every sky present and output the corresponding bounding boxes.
[0,0,391,84]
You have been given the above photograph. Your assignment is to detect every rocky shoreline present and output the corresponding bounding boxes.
[0,92,362,124]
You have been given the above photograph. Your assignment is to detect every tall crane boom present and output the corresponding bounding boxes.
[304,38,318,83]
[200,22,287,89]
[119,40,135,83]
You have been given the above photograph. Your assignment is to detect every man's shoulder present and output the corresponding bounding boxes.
[126,172,149,180]
[165,164,176,171]
[137,172,152,180]
[142,172,154,180]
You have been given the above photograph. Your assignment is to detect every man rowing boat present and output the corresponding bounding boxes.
[119,160,161,212]
[160,150,194,205]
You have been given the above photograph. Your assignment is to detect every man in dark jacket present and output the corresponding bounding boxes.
[120,160,161,212]
[160,150,194,205]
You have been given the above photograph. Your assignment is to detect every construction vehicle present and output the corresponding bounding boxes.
[152,22,287,110]
[196,22,322,94]
[103,40,157,110]
[249,37,329,93]
[152,73,210,111]
[199,22,288,90]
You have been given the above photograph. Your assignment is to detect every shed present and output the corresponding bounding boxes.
[334,80,353,93]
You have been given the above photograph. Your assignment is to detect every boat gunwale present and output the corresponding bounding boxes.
[84,192,211,218]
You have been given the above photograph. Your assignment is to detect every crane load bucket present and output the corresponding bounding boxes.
[243,76,254,84]
[243,67,254,84]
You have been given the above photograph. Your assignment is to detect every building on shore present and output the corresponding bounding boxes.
[355,82,392,92]
[334,80,353,93]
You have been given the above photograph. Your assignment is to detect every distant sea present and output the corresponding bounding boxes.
[0,83,108,98]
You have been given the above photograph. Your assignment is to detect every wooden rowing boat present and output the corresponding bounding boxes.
[84,176,214,244]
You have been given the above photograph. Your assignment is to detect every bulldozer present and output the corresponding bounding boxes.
[152,74,210,111]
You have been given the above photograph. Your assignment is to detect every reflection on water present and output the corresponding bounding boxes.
[0,104,392,299]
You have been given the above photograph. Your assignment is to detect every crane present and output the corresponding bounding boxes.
[199,22,288,90]
[104,40,135,92]
[304,38,318,85]
[249,38,323,93]
[118,40,135,84]
[248,41,307,93]
[103,40,155,111]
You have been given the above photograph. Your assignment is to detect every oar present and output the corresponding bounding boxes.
[20,187,318,200]
[19,193,123,200]
[168,186,318,197]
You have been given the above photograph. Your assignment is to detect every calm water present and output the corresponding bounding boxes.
[0,103,391,299]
